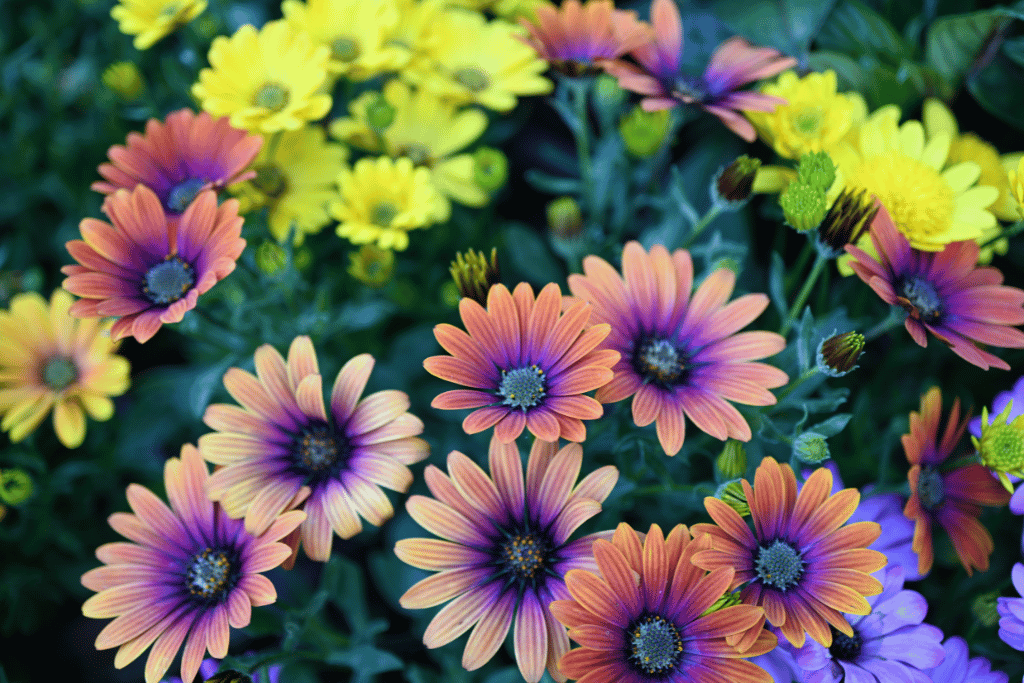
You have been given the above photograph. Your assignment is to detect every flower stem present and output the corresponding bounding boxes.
[681,203,723,248]
[566,78,594,204]
[773,367,819,404]
[780,251,827,335]
[865,308,904,341]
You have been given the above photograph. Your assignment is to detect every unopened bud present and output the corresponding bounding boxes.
[816,188,877,256]
[715,440,747,479]
[366,93,396,133]
[101,61,145,101]
[450,247,500,305]
[619,106,670,157]
[546,196,583,239]
[700,589,743,617]
[972,591,1001,627]
[714,155,761,204]
[473,147,508,192]
[796,151,836,191]
[816,331,865,377]
[0,469,33,506]
[714,479,749,517]
[348,245,395,287]
[255,241,287,276]
[205,671,253,683]
[779,181,827,232]
[793,432,830,465]
[594,74,626,110]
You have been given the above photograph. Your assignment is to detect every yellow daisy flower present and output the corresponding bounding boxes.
[192,21,332,134]
[229,126,349,244]
[403,9,552,112]
[447,0,547,21]
[382,0,446,74]
[111,0,207,50]
[281,0,409,81]
[329,80,489,210]
[332,156,448,251]
[0,290,130,449]
[1010,156,1024,218]
[747,70,866,160]
[832,105,998,253]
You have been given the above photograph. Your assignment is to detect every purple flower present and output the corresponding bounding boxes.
[749,628,801,682]
[970,375,1024,516]
[924,636,1008,683]
[998,562,1024,651]
[162,658,283,683]
[789,565,945,683]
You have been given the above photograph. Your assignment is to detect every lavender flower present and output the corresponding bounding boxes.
[998,562,1024,651]
[924,636,1008,683]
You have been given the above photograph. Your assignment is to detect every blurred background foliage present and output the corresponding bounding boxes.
[2,0,1024,681]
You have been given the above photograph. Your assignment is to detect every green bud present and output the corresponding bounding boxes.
[972,591,1001,627]
[816,188,877,256]
[816,331,865,377]
[205,671,253,683]
[101,61,146,101]
[714,479,749,517]
[714,155,761,204]
[473,147,508,192]
[715,440,747,480]
[594,74,626,110]
[441,280,461,308]
[451,247,501,306]
[0,469,33,506]
[546,196,583,240]
[255,241,287,276]
[619,106,671,158]
[796,151,836,191]
[366,93,396,133]
[700,589,743,617]
[293,247,312,271]
[348,245,395,287]
[793,432,830,465]
[779,182,827,232]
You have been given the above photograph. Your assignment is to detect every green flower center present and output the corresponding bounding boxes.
[331,37,360,62]
[253,83,290,112]
[253,164,287,198]
[298,424,339,471]
[186,548,232,600]
[453,67,489,93]
[370,201,399,227]
[794,108,824,135]
[828,626,863,661]
[899,277,943,322]
[755,539,804,591]
[398,143,432,166]
[165,177,206,213]
[917,466,945,509]
[978,415,1024,473]
[143,255,195,305]
[500,533,548,579]
[638,338,684,384]
[498,365,546,410]
[628,615,683,675]
[42,356,78,391]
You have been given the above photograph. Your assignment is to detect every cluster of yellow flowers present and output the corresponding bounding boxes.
[747,70,1024,264]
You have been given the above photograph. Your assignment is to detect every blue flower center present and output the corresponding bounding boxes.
[498,365,546,410]
[755,539,804,591]
[143,255,195,305]
[186,548,234,601]
[638,338,685,384]
[828,626,863,661]
[42,356,78,390]
[900,277,943,322]
[500,533,548,580]
[917,466,945,509]
[628,614,683,675]
[165,177,206,213]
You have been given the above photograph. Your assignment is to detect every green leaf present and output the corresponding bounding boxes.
[816,0,911,63]
[796,308,815,372]
[807,413,852,438]
[925,8,1021,86]
[782,0,840,52]
[524,169,581,195]
[327,645,403,683]
[807,51,867,91]
[502,223,564,286]
[968,46,1024,131]
[709,0,837,55]
[862,58,928,109]
[1003,36,1024,70]
[769,252,788,316]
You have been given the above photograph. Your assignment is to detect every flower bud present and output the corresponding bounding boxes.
[450,247,500,305]
[546,196,583,240]
[473,147,508,193]
[101,61,145,101]
[255,241,287,276]
[0,468,33,506]
[816,188,877,256]
[792,432,830,465]
[714,155,761,204]
[715,440,747,480]
[972,591,1001,627]
[594,74,626,110]
[619,106,671,158]
[348,245,395,287]
[366,93,396,133]
[972,400,1024,493]
[700,589,743,617]
[779,181,827,232]
[816,331,865,377]
[796,151,836,191]
[205,671,254,683]
[714,479,749,517]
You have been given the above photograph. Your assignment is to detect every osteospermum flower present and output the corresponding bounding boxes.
[92,109,262,219]
[424,281,619,443]
[846,205,1024,370]
[0,290,130,448]
[200,337,429,562]
[191,21,332,134]
[788,566,945,683]
[902,387,1011,576]
[62,185,245,343]
[924,636,1008,683]
[691,457,887,649]
[997,563,1024,651]
[551,522,777,683]
[396,437,618,682]
[80,444,305,683]
[517,0,652,76]
[111,0,207,50]
[567,241,787,456]
[602,0,795,140]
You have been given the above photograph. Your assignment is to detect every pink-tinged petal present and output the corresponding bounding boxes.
[142,610,194,683]
[244,479,302,535]
[285,335,319,389]
[348,389,411,436]
[399,567,488,610]
[238,573,277,606]
[564,568,630,627]
[226,588,252,629]
[463,592,516,671]
[448,450,505,519]
[406,495,491,546]
[395,538,488,571]
[425,355,495,390]
[570,465,619,505]
[462,405,509,435]
[422,584,499,648]
[351,413,424,446]
[433,389,496,409]
[322,481,364,537]
[95,606,169,650]
[486,282,522,367]
[494,410,528,443]
[595,369,642,403]
[489,436,526,521]
[330,353,373,422]
[202,403,281,441]
[537,443,583,528]
[655,403,686,456]
[299,495,334,562]
[206,604,230,658]
[460,297,505,366]
[547,394,604,420]
[125,484,187,544]
[514,591,549,682]
[223,368,294,428]
[295,374,328,422]
[593,539,642,615]
[543,602,571,683]
[631,384,664,427]
[552,497,602,545]
[527,407,562,442]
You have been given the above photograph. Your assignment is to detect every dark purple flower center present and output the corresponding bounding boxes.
[498,365,546,410]
[488,525,556,593]
[635,338,686,386]
[165,177,207,213]
[290,421,349,486]
[143,255,195,305]
[899,277,943,322]
[499,533,549,579]
[917,466,945,509]
[755,539,804,591]
[828,625,863,661]
[673,76,707,102]
[627,613,684,676]
[42,356,78,390]
[185,547,239,604]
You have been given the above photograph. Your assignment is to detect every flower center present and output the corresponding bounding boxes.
[331,36,360,62]
[253,83,290,112]
[828,625,863,662]
[370,201,399,227]
[917,466,945,509]
[637,338,684,384]
[143,255,195,305]
[899,277,943,323]
[754,539,804,591]
[453,67,489,92]
[296,423,339,472]
[978,417,1024,473]
[165,177,206,213]
[628,614,684,675]
[185,548,234,601]
[846,154,955,246]
[794,108,824,136]
[42,356,78,391]
[398,143,432,166]
[499,533,548,580]
[253,164,287,198]
[498,365,546,410]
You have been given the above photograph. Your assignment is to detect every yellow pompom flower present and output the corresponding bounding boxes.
[403,9,552,112]
[229,126,348,244]
[329,80,489,210]
[332,157,448,251]
[1008,156,1024,218]
[832,105,998,253]
[281,0,409,81]
[0,290,130,448]
[973,401,1024,494]
[747,70,864,160]
[111,0,207,50]
[192,21,332,134]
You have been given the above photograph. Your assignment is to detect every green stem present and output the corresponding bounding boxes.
[780,252,827,335]
[865,308,904,341]
[785,240,814,294]
[681,204,723,248]
[567,79,593,203]
[265,131,283,163]
[774,367,819,404]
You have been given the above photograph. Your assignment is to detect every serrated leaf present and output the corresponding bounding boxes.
[807,413,852,437]
[816,0,910,62]
[925,9,1020,86]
